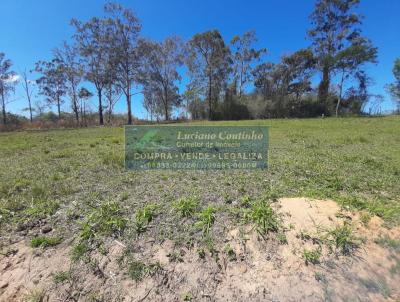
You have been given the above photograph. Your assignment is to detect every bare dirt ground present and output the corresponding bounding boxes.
[1,198,399,302]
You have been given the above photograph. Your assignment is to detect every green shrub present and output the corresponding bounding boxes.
[30,236,62,248]
[127,260,161,282]
[25,200,60,218]
[173,197,199,217]
[197,206,216,234]
[303,248,321,265]
[224,244,237,261]
[248,200,280,235]
[134,204,158,234]
[53,271,71,284]
[80,201,127,240]
[360,212,372,226]
[328,223,358,255]
[71,241,91,262]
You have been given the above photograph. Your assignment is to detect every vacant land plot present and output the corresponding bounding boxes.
[0,116,399,301]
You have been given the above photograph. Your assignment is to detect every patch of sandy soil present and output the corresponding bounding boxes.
[0,239,71,301]
[1,198,399,302]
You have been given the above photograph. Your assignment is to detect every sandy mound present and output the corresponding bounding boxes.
[1,198,399,302]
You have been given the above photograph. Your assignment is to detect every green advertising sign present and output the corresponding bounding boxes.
[125,125,269,170]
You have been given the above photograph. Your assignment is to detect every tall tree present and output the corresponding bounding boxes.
[308,0,368,111]
[54,42,83,124]
[78,87,93,126]
[281,49,316,102]
[182,83,205,120]
[105,3,141,125]
[343,70,371,114]
[334,38,377,116]
[35,59,67,119]
[230,30,266,97]
[387,58,400,111]
[20,69,35,123]
[252,62,276,101]
[0,53,17,125]
[186,30,231,120]
[141,37,183,120]
[71,16,111,125]
[105,82,122,124]
[253,54,315,118]
[143,87,161,122]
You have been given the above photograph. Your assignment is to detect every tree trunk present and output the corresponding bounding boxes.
[72,86,79,124]
[239,60,244,98]
[127,94,132,125]
[1,90,6,125]
[127,81,132,125]
[22,73,33,123]
[98,89,104,125]
[164,85,169,121]
[208,75,212,120]
[318,65,330,113]
[57,96,61,120]
[164,103,168,121]
[335,71,345,117]
[73,95,79,124]
[107,83,112,124]
[83,102,87,127]
[27,93,33,123]
[80,99,83,127]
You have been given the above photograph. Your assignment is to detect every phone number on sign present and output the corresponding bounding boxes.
[136,161,263,169]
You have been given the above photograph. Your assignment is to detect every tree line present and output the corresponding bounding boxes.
[1,0,399,127]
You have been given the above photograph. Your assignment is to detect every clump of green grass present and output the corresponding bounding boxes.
[80,200,127,240]
[327,223,359,255]
[51,149,74,159]
[173,197,199,217]
[71,241,91,262]
[298,230,312,241]
[224,244,237,261]
[101,151,124,168]
[53,271,71,284]
[277,232,288,244]
[314,272,327,283]
[31,185,47,199]
[1,177,30,196]
[30,236,63,248]
[24,288,46,302]
[120,192,129,201]
[247,199,280,235]
[0,197,26,225]
[167,251,184,263]
[197,248,206,259]
[360,212,372,227]
[87,292,104,302]
[303,248,321,265]
[239,195,252,208]
[223,193,233,204]
[183,292,193,301]
[25,200,60,218]
[126,260,162,282]
[196,206,216,234]
[133,204,158,234]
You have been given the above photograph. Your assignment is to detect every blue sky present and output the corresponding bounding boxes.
[0,0,399,118]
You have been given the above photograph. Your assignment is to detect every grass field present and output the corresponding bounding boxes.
[0,116,400,301]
